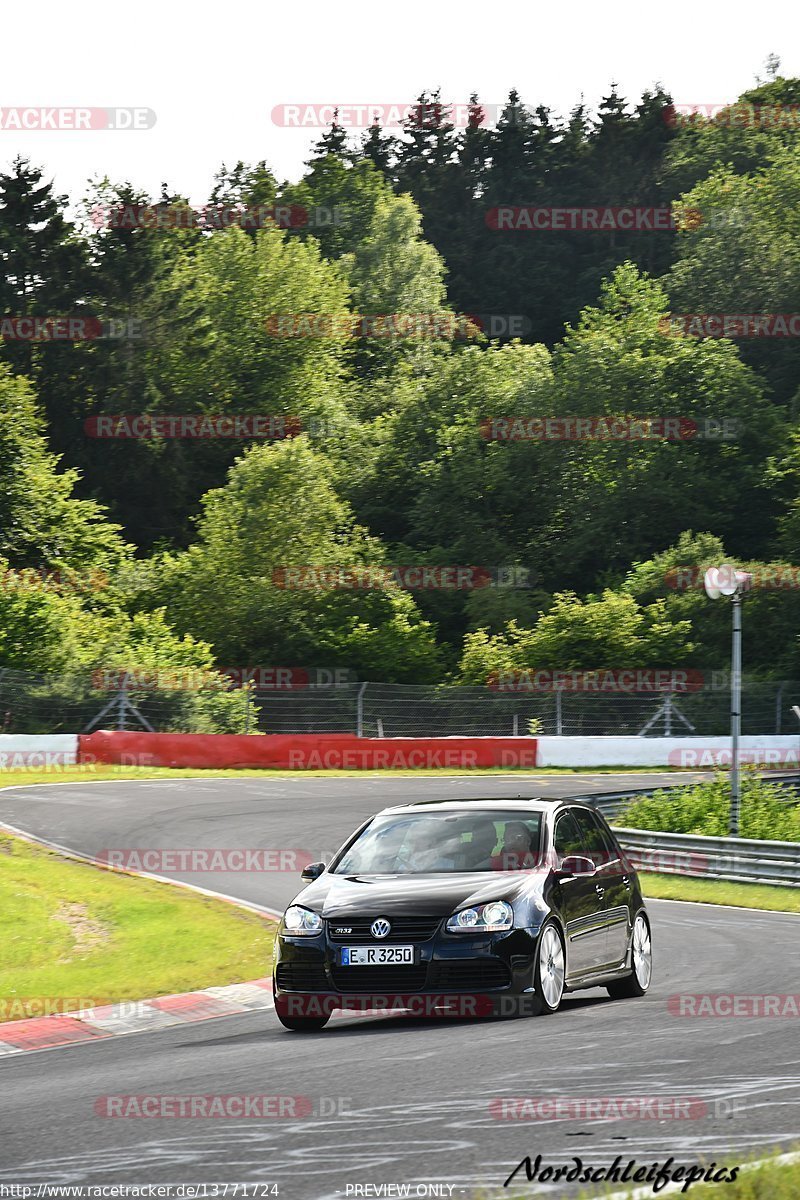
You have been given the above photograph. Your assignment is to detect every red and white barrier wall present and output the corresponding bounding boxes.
[0,735,78,769]
[536,735,798,769]
[78,732,539,770]
[2,732,795,773]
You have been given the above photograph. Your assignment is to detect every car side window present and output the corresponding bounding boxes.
[554,811,583,861]
[568,808,609,861]
[588,812,621,862]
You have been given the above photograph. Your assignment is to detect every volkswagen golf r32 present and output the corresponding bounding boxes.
[273,798,652,1031]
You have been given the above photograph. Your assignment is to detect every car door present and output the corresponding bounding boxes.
[568,807,633,968]
[586,810,633,967]
[553,809,608,978]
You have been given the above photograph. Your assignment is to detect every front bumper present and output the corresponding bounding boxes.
[273,923,543,1012]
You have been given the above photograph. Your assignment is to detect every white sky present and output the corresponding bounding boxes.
[2,0,798,209]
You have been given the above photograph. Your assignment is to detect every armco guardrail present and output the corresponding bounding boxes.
[579,776,800,886]
[611,827,800,887]
[583,774,800,821]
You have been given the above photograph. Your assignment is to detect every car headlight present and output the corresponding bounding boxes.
[446,900,514,933]
[282,905,323,936]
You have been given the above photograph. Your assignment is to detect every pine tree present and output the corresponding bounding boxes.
[308,111,351,163]
[360,122,397,180]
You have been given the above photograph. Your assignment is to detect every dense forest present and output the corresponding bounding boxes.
[2,71,800,709]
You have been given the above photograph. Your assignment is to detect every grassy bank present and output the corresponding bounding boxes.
[639,871,800,913]
[577,1151,800,1199]
[0,829,274,1020]
[0,763,701,791]
[619,772,800,841]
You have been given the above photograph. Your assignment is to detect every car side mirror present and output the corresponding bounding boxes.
[558,855,596,877]
[301,861,326,881]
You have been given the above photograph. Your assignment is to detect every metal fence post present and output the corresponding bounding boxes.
[555,689,563,735]
[776,682,785,735]
[117,674,129,731]
[356,681,368,737]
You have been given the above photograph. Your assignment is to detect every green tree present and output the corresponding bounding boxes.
[668,145,800,405]
[342,191,454,376]
[624,532,800,678]
[457,590,694,683]
[0,364,128,571]
[661,77,800,199]
[280,154,393,260]
[86,222,354,547]
[0,157,92,452]
[134,438,444,682]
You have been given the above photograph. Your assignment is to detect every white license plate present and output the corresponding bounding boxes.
[340,945,414,966]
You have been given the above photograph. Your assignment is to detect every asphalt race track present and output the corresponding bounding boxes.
[0,774,798,1199]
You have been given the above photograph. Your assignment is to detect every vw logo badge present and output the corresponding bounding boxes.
[370,918,391,939]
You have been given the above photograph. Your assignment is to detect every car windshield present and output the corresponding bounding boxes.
[332,810,543,875]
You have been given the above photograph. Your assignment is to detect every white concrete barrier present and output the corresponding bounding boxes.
[0,735,79,770]
[536,735,800,769]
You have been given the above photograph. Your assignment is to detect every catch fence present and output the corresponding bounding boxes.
[0,669,796,738]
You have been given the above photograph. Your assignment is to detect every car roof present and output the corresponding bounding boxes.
[377,797,586,817]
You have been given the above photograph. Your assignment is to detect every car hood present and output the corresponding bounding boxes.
[295,870,542,916]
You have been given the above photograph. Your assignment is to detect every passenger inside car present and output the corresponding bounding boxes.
[491,821,537,870]
[461,819,499,870]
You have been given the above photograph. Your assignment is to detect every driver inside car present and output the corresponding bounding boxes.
[396,820,462,872]
[491,821,537,870]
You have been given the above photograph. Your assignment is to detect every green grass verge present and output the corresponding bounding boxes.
[0,763,699,791]
[639,872,800,912]
[573,1151,800,1199]
[0,829,274,1020]
[476,1152,800,1198]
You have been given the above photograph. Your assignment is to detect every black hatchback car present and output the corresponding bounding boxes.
[273,798,651,1030]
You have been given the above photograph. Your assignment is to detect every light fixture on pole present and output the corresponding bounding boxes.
[703,564,753,836]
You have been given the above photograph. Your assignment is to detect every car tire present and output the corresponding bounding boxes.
[276,1010,330,1032]
[532,920,566,1015]
[607,913,652,999]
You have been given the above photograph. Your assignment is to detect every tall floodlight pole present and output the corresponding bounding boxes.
[730,591,742,836]
[704,565,753,836]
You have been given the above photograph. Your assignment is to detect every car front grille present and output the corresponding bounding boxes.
[275,962,330,992]
[327,916,442,943]
[430,959,512,990]
[330,965,429,993]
